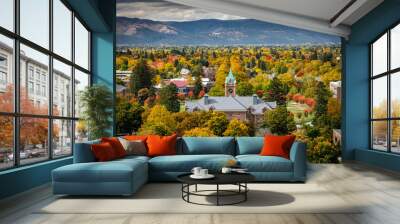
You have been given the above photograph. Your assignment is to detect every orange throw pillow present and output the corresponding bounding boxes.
[260,135,296,159]
[146,134,177,157]
[91,142,117,162]
[124,135,148,142]
[101,137,126,158]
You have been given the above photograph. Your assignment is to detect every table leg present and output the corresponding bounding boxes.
[217,184,219,206]
[195,184,198,192]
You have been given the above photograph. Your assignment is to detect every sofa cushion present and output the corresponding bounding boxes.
[180,137,235,155]
[53,158,148,183]
[236,155,293,172]
[236,137,264,155]
[149,154,235,172]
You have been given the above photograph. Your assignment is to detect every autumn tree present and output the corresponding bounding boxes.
[207,112,229,136]
[159,83,180,112]
[139,105,177,135]
[193,76,203,98]
[129,58,153,95]
[223,119,249,136]
[314,81,331,127]
[184,127,215,137]
[263,105,296,135]
[236,82,253,96]
[116,96,144,135]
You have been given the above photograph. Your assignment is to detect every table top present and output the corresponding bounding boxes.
[177,172,255,185]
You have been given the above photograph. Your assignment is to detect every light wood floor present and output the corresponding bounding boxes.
[1,162,400,224]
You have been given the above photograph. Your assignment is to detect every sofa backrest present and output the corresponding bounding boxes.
[73,140,100,163]
[235,137,264,155]
[179,137,235,155]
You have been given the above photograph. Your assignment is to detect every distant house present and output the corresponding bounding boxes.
[185,69,276,129]
[155,78,191,95]
[116,70,132,84]
[330,81,341,101]
[180,68,190,77]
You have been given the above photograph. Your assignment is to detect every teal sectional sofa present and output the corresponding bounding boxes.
[52,137,306,196]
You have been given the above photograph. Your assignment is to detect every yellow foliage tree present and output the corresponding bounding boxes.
[223,118,249,136]
[184,127,215,137]
[138,104,177,135]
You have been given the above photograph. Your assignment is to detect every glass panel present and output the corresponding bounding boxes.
[0,35,14,112]
[20,44,49,115]
[53,119,72,157]
[391,120,400,153]
[74,69,89,118]
[372,33,387,76]
[391,72,400,118]
[0,0,14,31]
[20,117,49,165]
[372,76,387,119]
[74,18,89,70]
[391,24,400,70]
[53,0,72,60]
[53,59,72,117]
[75,120,88,143]
[20,0,49,49]
[372,121,388,151]
[0,116,13,170]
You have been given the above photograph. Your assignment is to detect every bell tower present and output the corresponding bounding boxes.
[225,69,236,96]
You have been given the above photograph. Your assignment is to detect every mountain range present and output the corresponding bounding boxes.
[117,17,340,46]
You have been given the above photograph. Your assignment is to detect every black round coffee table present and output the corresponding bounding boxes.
[177,173,255,206]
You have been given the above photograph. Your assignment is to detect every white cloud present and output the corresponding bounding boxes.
[117,1,245,21]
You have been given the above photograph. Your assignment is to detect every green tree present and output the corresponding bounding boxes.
[159,83,180,112]
[193,76,203,98]
[264,77,289,106]
[207,112,229,136]
[263,105,296,135]
[314,81,331,127]
[116,98,144,134]
[236,82,253,96]
[223,119,249,136]
[129,58,153,95]
[79,84,113,139]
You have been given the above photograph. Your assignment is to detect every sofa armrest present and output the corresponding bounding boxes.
[289,141,307,181]
[73,140,100,163]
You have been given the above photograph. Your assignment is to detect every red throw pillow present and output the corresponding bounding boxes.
[101,137,126,158]
[260,135,296,159]
[146,134,177,157]
[91,142,117,162]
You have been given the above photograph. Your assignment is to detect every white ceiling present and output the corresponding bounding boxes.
[167,0,384,38]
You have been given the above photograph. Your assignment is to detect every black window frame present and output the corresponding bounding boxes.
[370,21,400,154]
[0,0,92,171]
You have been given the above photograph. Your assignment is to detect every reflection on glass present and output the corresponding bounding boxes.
[74,18,89,70]
[20,0,49,49]
[391,120,400,153]
[20,44,49,115]
[74,69,89,118]
[0,0,14,31]
[372,76,387,119]
[372,121,388,151]
[391,24,400,70]
[20,117,49,165]
[0,35,14,113]
[53,59,72,117]
[53,119,72,157]
[53,0,72,60]
[372,33,387,76]
[75,120,88,143]
[391,72,400,118]
[0,116,13,170]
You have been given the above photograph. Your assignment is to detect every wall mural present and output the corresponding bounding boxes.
[115,0,342,163]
